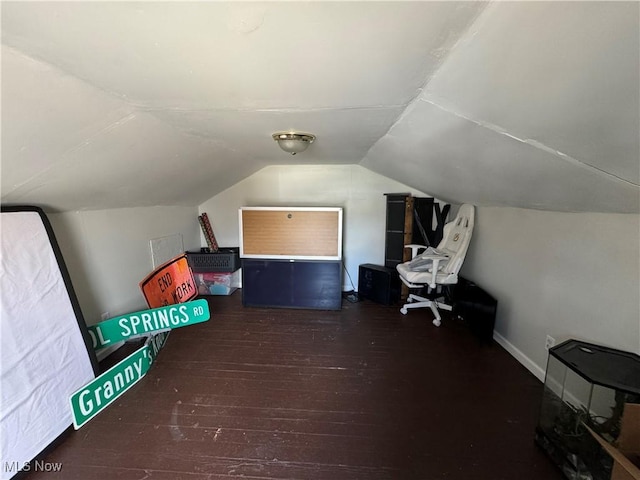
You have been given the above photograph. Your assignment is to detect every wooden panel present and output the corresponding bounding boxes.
[241,209,340,258]
[401,196,414,300]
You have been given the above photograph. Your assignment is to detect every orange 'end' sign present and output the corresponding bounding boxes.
[139,254,197,308]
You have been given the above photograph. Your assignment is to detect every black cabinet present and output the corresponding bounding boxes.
[383,194,450,270]
[384,193,413,270]
[450,277,497,343]
[358,264,400,305]
[242,259,342,310]
[384,194,450,299]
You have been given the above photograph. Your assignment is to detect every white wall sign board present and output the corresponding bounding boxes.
[0,206,98,479]
[150,233,184,269]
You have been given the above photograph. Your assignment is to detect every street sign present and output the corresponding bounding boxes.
[70,343,148,429]
[139,254,197,308]
[69,332,169,429]
[70,256,210,430]
[87,299,209,350]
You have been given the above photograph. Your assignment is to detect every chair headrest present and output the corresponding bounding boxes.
[437,204,475,274]
[454,204,475,229]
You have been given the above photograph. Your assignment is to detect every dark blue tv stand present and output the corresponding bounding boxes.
[241,258,342,310]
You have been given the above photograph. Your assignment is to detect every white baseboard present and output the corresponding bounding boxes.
[493,331,546,382]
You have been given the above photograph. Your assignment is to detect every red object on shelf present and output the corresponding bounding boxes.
[199,213,219,252]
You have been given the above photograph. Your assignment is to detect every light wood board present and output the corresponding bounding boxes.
[240,208,341,259]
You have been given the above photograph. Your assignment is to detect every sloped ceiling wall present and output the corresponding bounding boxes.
[362,2,640,213]
[2,2,638,213]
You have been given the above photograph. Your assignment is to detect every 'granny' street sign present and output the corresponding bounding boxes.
[69,331,169,429]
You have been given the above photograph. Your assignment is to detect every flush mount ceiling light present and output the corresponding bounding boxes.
[272,132,316,155]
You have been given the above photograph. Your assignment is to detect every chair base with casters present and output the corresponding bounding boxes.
[400,293,452,327]
[398,278,454,327]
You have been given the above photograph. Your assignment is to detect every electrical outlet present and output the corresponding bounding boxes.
[545,335,556,350]
[101,312,110,321]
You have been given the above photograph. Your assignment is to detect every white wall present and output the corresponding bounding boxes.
[462,206,640,380]
[198,165,430,290]
[49,206,200,325]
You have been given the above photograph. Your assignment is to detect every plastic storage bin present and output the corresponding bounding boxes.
[195,269,241,296]
[186,248,239,273]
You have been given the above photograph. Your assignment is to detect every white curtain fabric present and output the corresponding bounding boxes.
[1,211,95,479]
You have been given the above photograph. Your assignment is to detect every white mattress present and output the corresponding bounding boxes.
[0,209,96,479]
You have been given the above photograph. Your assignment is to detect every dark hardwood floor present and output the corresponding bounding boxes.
[25,293,563,479]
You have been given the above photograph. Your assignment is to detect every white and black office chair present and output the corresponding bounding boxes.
[396,204,475,326]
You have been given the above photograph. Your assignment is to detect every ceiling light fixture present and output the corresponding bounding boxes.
[272,132,316,155]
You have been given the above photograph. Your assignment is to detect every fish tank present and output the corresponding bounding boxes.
[535,339,640,480]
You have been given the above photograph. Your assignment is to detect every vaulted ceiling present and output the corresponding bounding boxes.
[2,2,638,213]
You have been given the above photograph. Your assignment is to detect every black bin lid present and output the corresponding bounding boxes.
[549,340,640,395]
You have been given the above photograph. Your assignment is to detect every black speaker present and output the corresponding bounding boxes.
[358,264,401,305]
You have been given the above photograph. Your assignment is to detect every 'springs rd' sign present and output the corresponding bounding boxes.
[87,299,209,350]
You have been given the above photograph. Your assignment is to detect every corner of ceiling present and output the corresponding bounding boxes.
[359,1,640,214]
[357,0,493,181]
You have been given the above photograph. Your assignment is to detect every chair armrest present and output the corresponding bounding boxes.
[404,251,448,289]
[411,254,448,288]
[404,244,428,259]
[428,256,446,288]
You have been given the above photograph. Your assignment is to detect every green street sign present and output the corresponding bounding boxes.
[70,331,169,429]
[87,299,209,350]
[147,330,170,364]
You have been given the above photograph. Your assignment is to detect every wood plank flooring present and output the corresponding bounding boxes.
[23,294,563,479]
